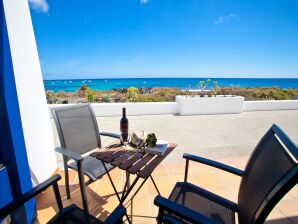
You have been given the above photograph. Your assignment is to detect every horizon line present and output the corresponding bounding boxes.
[43,76,298,81]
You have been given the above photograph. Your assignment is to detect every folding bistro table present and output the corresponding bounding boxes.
[90,141,177,222]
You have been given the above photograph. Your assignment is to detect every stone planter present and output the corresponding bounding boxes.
[176,95,244,115]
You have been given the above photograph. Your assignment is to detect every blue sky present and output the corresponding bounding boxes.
[29,0,298,80]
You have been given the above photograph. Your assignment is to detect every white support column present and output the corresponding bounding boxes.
[3,0,57,183]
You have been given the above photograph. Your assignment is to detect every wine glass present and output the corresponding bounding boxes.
[133,130,145,156]
[120,131,130,150]
[135,138,140,150]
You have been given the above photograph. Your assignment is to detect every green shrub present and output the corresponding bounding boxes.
[151,88,182,101]
[127,86,138,102]
[272,92,288,100]
[87,91,94,102]
[56,91,67,98]
[76,84,92,98]
[46,91,55,104]
[102,95,110,103]
[212,81,220,96]
[137,94,161,102]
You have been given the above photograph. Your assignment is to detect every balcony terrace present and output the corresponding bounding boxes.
[35,110,298,223]
[1,1,298,223]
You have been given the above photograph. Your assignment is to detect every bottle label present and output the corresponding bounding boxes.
[121,123,128,131]
[121,124,128,142]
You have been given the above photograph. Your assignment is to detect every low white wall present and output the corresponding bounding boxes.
[244,100,298,112]
[49,99,298,118]
[176,96,244,115]
[49,102,178,117]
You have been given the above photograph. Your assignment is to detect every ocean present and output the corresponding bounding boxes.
[44,78,298,92]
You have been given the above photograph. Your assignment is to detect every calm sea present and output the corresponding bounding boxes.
[44,78,298,92]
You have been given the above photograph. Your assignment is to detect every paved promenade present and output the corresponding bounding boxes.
[96,110,298,163]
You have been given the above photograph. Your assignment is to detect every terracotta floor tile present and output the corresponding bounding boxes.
[165,162,186,175]
[225,184,240,202]
[56,170,78,184]
[191,172,226,189]
[56,183,81,199]
[126,196,153,222]
[148,176,173,197]
[127,180,149,199]
[170,174,185,184]
[133,220,155,224]
[88,179,100,191]
[57,181,111,211]
[116,174,150,199]
[60,188,94,210]
[99,179,122,194]
[266,208,289,221]
[216,171,242,187]
[92,196,120,221]
[188,162,214,174]
[265,215,293,224]
[151,164,169,178]
[218,156,249,170]
[36,188,58,206]
[288,184,298,200]
[101,168,123,181]
[36,206,57,223]
[275,199,298,218]
[36,162,298,224]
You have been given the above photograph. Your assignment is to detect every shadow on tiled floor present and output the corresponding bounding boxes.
[36,155,298,223]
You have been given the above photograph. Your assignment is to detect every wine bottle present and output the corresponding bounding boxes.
[120,107,129,143]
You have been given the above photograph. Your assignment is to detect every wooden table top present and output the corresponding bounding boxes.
[90,141,177,179]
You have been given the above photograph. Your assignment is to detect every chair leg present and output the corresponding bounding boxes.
[157,208,164,224]
[77,160,89,212]
[63,156,71,199]
[184,159,189,182]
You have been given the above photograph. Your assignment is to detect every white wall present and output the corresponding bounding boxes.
[92,102,178,116]
[49,102,178,117]
[243,100,298,112]
[3,0,57,184]
[176,96,244,115]
[49,99,298,118]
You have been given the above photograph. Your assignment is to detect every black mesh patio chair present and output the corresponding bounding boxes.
[154,124,298,224]
[52,104,121,212]
[0,174,126,224]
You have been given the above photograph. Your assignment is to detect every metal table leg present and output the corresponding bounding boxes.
[124,177,148,204]
[101,161,161,223]
[121,172,130,201]
[101,161,121,201]
[150,174,161,195]
[121,176,140,203]
[101,161,131,224]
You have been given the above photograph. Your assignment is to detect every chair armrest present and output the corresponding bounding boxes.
[55,147,83,161]
[154,196,217,224]
[183,153,244,176]
[0,175,62,220]
[100,132,121,139]
[103,204,126,224]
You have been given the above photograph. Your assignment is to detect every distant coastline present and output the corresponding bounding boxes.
[44,78,298,93]
[46,83,298,104]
